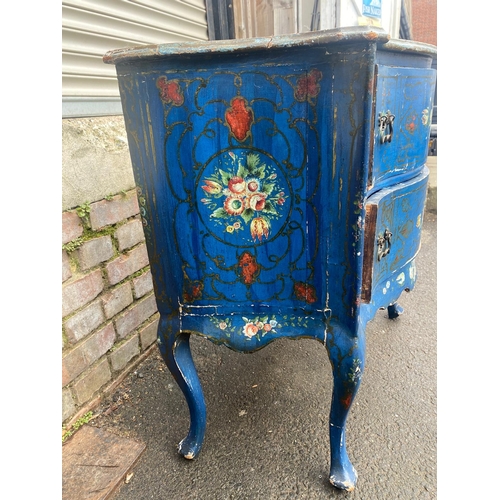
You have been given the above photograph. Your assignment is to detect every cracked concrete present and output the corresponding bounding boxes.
[62,116,135,211]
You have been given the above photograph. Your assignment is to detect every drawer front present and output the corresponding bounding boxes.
[362,167,429,303]
[370,66,436,190]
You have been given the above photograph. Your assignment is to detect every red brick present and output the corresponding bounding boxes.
[106,244,149,285]
[89,191,139,230]
[64,301,105,344]
[62,250,72,283]
[115,218,145,251]
[411,0,437,46]
[132,270,154,299]
[77,235,114,271]
[62,323,116,386]
[101,282,133,319]
[115,294,158,339]
[62,347,84,388]
[62,388,76,422]
[139,316,159,350]
[109,335,140,372]
[62,211,83,244]
[72,359,112,405]
[62,269,104,318]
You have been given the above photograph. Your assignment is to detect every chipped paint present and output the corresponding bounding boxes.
[416,213,422,228]
[409,261,417,281]
[329,477,356,492]
[104,27,392,66]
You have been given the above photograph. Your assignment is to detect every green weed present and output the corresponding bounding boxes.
[62,411,94,443]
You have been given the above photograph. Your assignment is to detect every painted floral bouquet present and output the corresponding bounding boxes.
[200,151,287,242]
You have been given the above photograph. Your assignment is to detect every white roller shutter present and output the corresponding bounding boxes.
[62,0,209,117]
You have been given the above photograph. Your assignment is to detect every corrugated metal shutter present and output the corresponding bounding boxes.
[62,0,208,117]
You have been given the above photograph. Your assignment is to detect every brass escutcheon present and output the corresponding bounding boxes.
[377,228,392,260]
[378,111,395,144]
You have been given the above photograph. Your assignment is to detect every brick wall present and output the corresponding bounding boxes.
[62,189,159,426]
[411,0,437,46]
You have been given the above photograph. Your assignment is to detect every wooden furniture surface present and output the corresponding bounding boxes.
[104,27,436,490]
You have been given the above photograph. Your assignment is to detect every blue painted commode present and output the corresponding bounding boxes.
[104,26,436,491]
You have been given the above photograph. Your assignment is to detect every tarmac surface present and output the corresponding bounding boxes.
[63,159,437,500]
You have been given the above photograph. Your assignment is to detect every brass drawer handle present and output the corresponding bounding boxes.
[378,111,395,144]
[377,228,392,260]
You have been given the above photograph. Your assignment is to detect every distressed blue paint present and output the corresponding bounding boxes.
[104,27,436,491]
[103,26,392,65]
[370,67,436,191]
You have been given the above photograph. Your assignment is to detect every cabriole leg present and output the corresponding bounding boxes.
[326,326,366,491]
[157,316,206,459]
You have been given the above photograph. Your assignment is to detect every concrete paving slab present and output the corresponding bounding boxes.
[62,425,146,500]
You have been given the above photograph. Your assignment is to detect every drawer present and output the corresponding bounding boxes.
[369,66,436,190]
[361,167,429,303]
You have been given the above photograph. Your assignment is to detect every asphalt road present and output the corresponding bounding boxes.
[91,211,437,500]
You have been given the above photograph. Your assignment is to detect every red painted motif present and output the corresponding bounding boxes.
[238,251,260,285]
[183,281,203,302]
[294,69,322,102]
[293,281,317,304]
[405,114,417,133]
[341,393,353,409]
[157,76,184,106]
[250,217,269,242]
[225,97,254,141]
